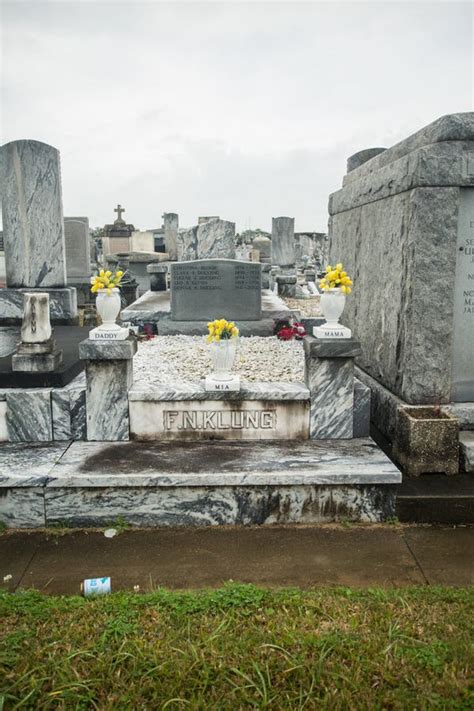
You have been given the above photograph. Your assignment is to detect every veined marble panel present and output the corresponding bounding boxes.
[0,288,77,321]
[0,441,70,486]
[129,381,309,402]
[306,358,354,439]
[69,388,87,440]
[0,402,8,442]
[85,360,132,441]
[1,140,66,288]
[6,390,53,442]
[353,379,371,438]
[44,484,396,527]
[52,390,72,441]
[0,488,46,527]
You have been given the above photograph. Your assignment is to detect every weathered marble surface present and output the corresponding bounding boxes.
[79,336,137,361]
[129,380,309,402]
[0,441,69,485]
[177,226,198,261]
[42,439,401,488]
[0,489,46,527]
[459,432,474,473]
[6,390,53,442]
[306,358,354,439]
[85,360,132,441]
[347,147,386,173]
[304,336,361,359]
[69,388,87,440]
[353,379,371,438]
[44,484,396,527]
[0,402,7,442]
[52,389,71,440]
[1,140,67,288]
[0,439,400,527]
[196,219,235,260]
[0,287,77,322]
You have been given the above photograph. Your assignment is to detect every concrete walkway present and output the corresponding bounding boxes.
[1,524,473,595]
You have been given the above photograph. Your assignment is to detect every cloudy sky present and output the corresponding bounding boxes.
[1,0,472,232]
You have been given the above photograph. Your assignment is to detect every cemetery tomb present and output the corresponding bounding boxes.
[329,112,474,443]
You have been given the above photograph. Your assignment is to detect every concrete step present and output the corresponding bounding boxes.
[396,472,474,524]
[0,438,400,528]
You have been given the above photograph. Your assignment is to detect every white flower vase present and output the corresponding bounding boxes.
[96,288,122,332]
[210,339,238,381]
[320,288,346,327]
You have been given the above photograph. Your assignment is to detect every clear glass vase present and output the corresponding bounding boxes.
[210,338,238,381]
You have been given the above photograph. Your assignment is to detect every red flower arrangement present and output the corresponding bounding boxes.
[273,319,306,341]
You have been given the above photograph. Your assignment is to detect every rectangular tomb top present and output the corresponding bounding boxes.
[170,259,262,322]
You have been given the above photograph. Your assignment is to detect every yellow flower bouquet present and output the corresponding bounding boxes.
[319,263,353,295]
[207,318,239,343]
[90,270,124,295]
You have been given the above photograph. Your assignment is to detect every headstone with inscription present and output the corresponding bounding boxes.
[64,217,91,280]
[170,259,261,321]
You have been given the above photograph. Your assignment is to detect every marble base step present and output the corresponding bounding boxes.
[0,439,400,528]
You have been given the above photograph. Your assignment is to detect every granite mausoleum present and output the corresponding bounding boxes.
[328,112,474,441]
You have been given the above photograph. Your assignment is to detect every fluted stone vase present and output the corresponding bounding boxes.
[210,339,238,381]
[96,288,122,331]
[320,288,346,327]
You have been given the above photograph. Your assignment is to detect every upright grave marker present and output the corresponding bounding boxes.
[170,259,261,321]
[64,217,91,281]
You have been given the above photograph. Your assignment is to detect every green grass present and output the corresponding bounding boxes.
[1,584,473,709]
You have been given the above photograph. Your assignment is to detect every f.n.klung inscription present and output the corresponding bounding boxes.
[163,409,276,431]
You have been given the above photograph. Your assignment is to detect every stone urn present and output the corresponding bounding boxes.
[320,288,346,327]
[210,339,238,381]
[96,288,122,332]
[393,406,459,477]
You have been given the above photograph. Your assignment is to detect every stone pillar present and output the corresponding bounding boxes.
[276,274,297,298]
[271,217,295,268]
[1,140,67,288]
[79,337,137,441]
[147,263,168,291]
[12,293,63,372]
[304,336,361,439]
[163,213,179,260]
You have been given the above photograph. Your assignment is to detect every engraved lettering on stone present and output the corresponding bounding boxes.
[162,409,277,431]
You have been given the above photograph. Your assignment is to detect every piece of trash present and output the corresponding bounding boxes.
[133,585,140,593]
[3,574,12,582]
[81,577,111,596]
[104,528,117,538]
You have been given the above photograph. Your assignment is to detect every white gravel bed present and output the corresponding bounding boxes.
[133,336,305,386]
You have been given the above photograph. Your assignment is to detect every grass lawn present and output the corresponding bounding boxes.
[1,584,473,709]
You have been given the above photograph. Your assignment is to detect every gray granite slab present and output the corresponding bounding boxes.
[128,381,309,402]
[6,390,53,442]
[272,217,295,267]
[196,219,236,260]
[170,259,261,321]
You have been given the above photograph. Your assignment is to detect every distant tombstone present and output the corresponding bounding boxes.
[64,217,91,280]
[1,140,67,287]
[252,235,271,263]
[170,259,261,321]
[163,212,179,260]
[197,219,236,260]
[177,226,198,261]
[271,217,295,268]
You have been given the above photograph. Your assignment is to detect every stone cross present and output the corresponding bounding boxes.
[114,204,125,222]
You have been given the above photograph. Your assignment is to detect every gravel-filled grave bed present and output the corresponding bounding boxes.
[133,336,305,387]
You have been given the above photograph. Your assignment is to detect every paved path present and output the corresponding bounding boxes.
[1,525,473,595]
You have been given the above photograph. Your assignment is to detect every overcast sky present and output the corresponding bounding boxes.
[1,0,473,232]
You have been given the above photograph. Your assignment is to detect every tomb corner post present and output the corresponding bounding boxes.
[79,337,137,441]
[303,335,361,439]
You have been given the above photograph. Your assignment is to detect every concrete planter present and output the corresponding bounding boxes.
[393,406,459,477]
